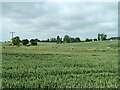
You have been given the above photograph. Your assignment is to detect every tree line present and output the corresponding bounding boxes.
[11,33,119,46]
[12,37,37,46]
[11,35,82,46]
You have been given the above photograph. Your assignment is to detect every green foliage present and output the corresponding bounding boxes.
[85,38,89,42]
[63,35,81,43]
[85,38,92,42]
[50,38,57,42]
[98,33,107,41]
[46,39,50,42]
[63,35,70,43]
[34,38,40,42]
[22,39,29,45]
[75,37,81,42]
[109,37,120,40]
[69,38,75,43]
[57,36,62,44]
[98,33,100,41]
[30,39,37,45]
[11,36,21,46]
[94,38,97,41]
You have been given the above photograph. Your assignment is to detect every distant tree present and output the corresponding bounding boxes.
[30,39,37,45]
[94,38,97,41]
[98,33,107,41]
[63,35,81,43]
[103,34,107,40]
[22,39,29,45]
[85,38,89,42]
[101,33,107,41]
[75,37,81,42]
[50,38,57,42]
[57,36,60,41]
[60,38,62,43]
[63,35,70,43]
[90,39,92,41]
[85,38,92,42]
[100,33,104,41]
[34,38,40,42]
[98,33,100,41]
[40,39,49,42]
[57,35,62,43]
[40,40,45,42]
[46,39,50,42]
[70,38,75,43]
[11,36,21,45]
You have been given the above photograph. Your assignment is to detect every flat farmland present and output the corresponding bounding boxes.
[2,40,119,88]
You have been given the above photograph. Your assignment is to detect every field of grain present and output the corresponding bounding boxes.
[2,40,119,88]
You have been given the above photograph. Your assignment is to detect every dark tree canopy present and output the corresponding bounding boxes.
[63,35,70,43]
[85,38,92,42]
[98,33,100,41]
[98,33,107,41]
[63,35,81,43]
[94,38,97,41]
[34,38,40,42]
[11,33,110,46]
[50,38,57,42]
[57,35,62,43]
[22,39,29,45]
[30,39,37,45]
[11,36,21,45]
[75,37,81,42]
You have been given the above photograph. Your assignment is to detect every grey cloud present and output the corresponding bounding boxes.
[2,2,118,41]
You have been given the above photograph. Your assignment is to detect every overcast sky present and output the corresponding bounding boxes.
[2,2,118,41]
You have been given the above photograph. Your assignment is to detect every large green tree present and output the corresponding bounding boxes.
[63,35,70,43]
[70,38,75,43]
[98,33,107,41]
[103,34,107,40]
[57,35,62,43]
[50,38,57,42]
[30,39,37,45]
[11,36,21,45]
[22,39,29,45]
[85,38,90,42]
[75,37,81,42]
[98,33,100,41]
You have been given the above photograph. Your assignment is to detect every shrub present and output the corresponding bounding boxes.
[22,39,29,45]
[11,36,21,46]
[30,39,37,45]
[85,38,92,42]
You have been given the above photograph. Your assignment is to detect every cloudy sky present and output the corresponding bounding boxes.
[2,2,118,41]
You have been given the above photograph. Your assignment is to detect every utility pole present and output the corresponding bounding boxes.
[10,32,15,39]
